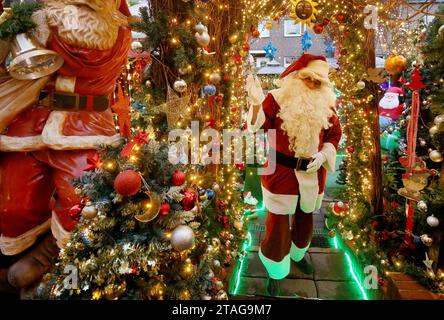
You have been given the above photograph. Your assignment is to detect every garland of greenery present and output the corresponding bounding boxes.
[0,2,42,40]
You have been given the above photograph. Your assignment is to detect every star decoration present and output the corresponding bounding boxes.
[263,42,277,59]
[158,86,191,129]
[301,30,313,52]
[111,84,131,138]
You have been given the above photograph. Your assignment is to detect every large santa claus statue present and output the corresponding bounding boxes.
[246,54,342,296]
[0,0,132,294]
[379,87,405,128]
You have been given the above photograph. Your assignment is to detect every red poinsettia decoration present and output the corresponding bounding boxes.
[84,152,103,171]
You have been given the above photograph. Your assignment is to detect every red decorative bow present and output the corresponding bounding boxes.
[69,204,84,221]
[217,214,230,228]
[121,131,150,157]
[84,152,103,171]
[111,84,131,138]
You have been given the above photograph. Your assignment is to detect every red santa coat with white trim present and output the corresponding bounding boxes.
[247,92,342,214]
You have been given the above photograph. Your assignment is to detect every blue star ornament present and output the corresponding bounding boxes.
[301,30,312,52]
[263,42,277,59]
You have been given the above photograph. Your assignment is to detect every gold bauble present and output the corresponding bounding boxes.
[81,204,98,220]
[229,33,239,44]
[265,20,274,30]
[429,126,439,136]
[135,191,161,222]
[429,150,443,163]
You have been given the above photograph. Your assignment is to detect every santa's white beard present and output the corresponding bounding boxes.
[272,76,336,157]
[379,97,399,109]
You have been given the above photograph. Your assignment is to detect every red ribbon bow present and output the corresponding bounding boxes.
[121,131,150,157]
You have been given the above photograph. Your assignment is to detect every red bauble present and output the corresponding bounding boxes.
[336,13,346,23]
[347,146,355,153]
[242,42,250,51]
[313,24,324,34]
[114,170,141,196]
[171,169,186,186]
[160,203,171,216]
[181,188,197,211]
[252,30,260,38]
[329,230,336,237]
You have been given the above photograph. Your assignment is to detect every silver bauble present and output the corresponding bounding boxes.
[171,225,195,251]
[427,215,439,228]
[209,72,221,84]
[417,200,428,212]
[195,22,206,34]
[144,80,152,88]
[131,41,143,54]
[173,79,187,93]
[212,184,220,192]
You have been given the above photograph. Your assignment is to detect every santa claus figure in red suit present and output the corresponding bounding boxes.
[0,0,132,294]
[246,54,342,296]
[379,87,405,128]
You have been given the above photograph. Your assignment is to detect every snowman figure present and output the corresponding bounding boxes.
[379,87,405,128]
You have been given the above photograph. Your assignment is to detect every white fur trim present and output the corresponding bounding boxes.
[55,75,76,93]
[259,248,290,280]
[315,193,324,211]
[0,219,51,256]
[321,142,337,173]
[294,170,319,213]
[247,106,266,133]
[51,212,71,249]
[261,185,298,215]
[0,135,46,152]
[298,60,331,85]
[290,242,310,262]
[42,111,122,150]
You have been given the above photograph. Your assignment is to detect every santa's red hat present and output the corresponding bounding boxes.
[280,54,330,85]
[118,0,131,17]
[385,87,404,95]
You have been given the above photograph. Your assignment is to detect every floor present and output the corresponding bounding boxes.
[230,195,365,300]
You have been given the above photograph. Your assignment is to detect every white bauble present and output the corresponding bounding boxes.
[195,22,206,34]
[195,32,210,47]
[171,225,195,251]
[427,215,439,227]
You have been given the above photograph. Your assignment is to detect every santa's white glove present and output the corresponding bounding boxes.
[246,74,265,106]
[306,152,327,173]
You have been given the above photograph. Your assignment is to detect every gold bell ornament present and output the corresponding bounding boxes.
[8,33,64,80]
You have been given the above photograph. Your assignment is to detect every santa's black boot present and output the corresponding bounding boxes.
[295,255,314,275]
[265,274,281,297]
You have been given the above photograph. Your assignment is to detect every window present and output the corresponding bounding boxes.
[284,56,297,68]
[258,20,271,38]
[424,14,436,25]
[284,20,303,37]
[256,57,269,68]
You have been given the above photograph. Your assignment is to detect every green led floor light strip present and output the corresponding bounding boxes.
[332,235,369,300]
[232,231,252,295]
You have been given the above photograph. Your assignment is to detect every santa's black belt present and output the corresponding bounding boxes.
[271,148,313,171]
[38,91,111,112]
